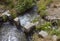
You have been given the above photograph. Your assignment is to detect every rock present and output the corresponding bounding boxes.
[2,10,11,16]
[0,9,5,13]
[45,16,58,27]
[23,22,38,33]
[45,16,57,21]
[46,6,60,21]
[14,17,19,25]
[52,35,57,41]
[14,17,22,29]
[23,22,35,32]
[14,17,19,22]
[0,5,6,13]
[0,10,12,23]
[38,30,48,38]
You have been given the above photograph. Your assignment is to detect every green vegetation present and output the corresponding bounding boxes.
[49,29,60,36]
[31,17,40,23]
[37,0,52,17]
[15,0,36,13]
[36,21,60,36]
[1,0,36,14]
[2,15,7,22]
[0,0,36,15]
[10,9,17,19]
[36,22,52,31]
[0,0,14,9]
[1,0,60,40]
[37,0,52,12]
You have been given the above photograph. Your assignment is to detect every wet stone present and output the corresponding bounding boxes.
[38,30,48,38]
[23,22,38,33]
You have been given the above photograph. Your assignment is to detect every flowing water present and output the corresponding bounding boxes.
[0,6,38,41]
[0,22,27,41]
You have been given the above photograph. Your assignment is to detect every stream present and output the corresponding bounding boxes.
[0,6,38,41]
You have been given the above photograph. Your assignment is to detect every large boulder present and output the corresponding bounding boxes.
[22,22,38,33]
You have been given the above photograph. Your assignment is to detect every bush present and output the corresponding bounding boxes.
[15,0,36,13]
[0,0,36,14]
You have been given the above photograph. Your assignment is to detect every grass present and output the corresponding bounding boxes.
[10,9,17,19]
[37,0,52,11]
[49,29,60,37]
[32,33,44,41]
[0,0,36,15]
[37,0,52,17]
[15,0,36,13]
[36,21,60,37]
[31,16,40,23]
[36,22,52,31]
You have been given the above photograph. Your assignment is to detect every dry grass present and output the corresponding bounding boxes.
[32,33,53,41]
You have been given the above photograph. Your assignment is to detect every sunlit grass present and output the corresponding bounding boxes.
[37,0,52,17]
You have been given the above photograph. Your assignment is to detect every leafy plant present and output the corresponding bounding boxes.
[36,22,52,31]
